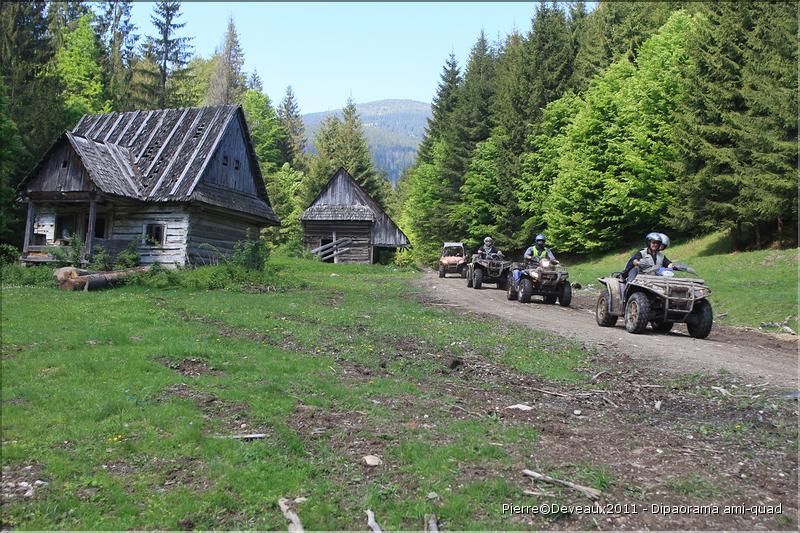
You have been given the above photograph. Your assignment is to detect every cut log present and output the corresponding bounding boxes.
[278,498,304,532]
[366,510,382,533]
[522,468,602,500]
[56,266,150,291]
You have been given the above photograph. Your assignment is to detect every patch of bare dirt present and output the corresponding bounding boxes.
[1,463,48,502]
[157,383,268,435]
[157,357,223,377]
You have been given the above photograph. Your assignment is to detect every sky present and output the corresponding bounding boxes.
[129,2,566,114]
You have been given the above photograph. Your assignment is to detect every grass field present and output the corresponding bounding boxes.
[1,258,589,530]
[563,232,799,332]
[2,256,796,530]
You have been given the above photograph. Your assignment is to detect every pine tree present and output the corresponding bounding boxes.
[248,70,263,92]
[165,55,217,108]
[126,46,161,110]
[205,16,246,105]
[299,115,339,208]
[264,163,306,246]
[417,53,461,164]
[277,85,307,169]
[146,1,192,108]
[241,89,288,175]
[334,98,385,205]
[0,79,26,243]
[96,1,138,108]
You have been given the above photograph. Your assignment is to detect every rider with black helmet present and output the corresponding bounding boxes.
[524,234,556,263]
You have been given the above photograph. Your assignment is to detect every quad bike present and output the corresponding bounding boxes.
[438,242,468,278]
[507,258,572,306]
[466,252,511,290]
[595,264,713,338]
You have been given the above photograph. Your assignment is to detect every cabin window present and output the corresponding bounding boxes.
[234,159,240,170]
[54,214,77,242]
[222,155,229,166]
[61,160,68,169]
[143,223,165,246]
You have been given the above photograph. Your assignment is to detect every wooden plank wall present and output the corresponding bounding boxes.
[201,116,258,195]
[26,143,93,193]
[303,221,372,263]
[110,206,190,266]
[186,210,260,265]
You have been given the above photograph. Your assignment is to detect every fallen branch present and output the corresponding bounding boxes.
[449,404,483,418]
[529,387,571,398]
[591,371,608,382]
[224,433,267,441]
[425,513,439,532]
[366,510,382,533]
[522,469,602,501]
[602,396,619,408]
[278,498,304,532]
[523,489,557,497]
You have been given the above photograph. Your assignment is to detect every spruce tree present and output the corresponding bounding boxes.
[417,53,461,164]
[299,115,339,208]
[335,98,385,206]
[277,85,307,169]
[146,1,192,108]
[96,1,138,108]
[248,70,263,92]
[205,16,246,105]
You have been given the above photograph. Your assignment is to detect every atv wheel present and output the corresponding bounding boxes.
[596,290,618,327]
[438,265,445,278]
[497,277,507,290]
[506,274,518,300]
[473,268,483,289]
[624,292,651,334]
[460,265,467,278]
[519,278,533,303]
[558,283,572,307]
[686,300,713,339]
[544,295,557,305]
[466,269,473,287]
[651,321,674,333]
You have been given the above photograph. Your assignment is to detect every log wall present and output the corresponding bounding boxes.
[302,220,372,264]
[186,210,261,265]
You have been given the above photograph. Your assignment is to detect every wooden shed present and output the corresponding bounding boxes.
[17,105,279,267]
[300,168,409,263]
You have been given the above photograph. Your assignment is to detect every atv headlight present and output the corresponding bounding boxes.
[540,259,551,268]
[531,271,539,280]
[693,288,708,297]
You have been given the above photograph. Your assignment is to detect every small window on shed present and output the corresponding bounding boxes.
[234,159,240,170]
[61,160,68,169]
[222,155,229,166]
[143,223,165,246]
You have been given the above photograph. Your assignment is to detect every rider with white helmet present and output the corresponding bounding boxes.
[622,232,674,281]
[478,236,501,257]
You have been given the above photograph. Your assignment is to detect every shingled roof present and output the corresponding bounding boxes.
[23,105,278,223]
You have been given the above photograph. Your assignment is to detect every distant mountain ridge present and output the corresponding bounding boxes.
[302,99,432,184]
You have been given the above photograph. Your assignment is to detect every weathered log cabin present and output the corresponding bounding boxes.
[17,105,279,266]
[300,168,409,263]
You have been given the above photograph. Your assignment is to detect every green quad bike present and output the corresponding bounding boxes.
[507,258,572,306]
[595,263,713,338]
[466,252,512,290]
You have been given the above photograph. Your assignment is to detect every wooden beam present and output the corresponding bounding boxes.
[85,200,97,260]
[22,201,35,255]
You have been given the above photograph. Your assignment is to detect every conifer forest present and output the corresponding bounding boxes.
[1,1,797,262]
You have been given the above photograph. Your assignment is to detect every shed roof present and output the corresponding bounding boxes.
[20,106,278,224]
[301,204,375,221]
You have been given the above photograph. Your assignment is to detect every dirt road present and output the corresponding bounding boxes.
[421,271,799,389]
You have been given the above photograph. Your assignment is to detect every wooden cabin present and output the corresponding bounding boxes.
[300,168,409,263]
[17,105,279,267]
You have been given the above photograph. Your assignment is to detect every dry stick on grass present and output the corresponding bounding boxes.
[523,489,557,498]
[278,498,304,532]
[366,510,383,533]
[449,404,484,418]
[529,387,572,398]
[522,469,602,501]
[425,513,439,532]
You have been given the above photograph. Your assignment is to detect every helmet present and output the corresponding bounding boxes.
[645,232,662,245]
[658,233,670,249]
[534,233,546,243]
[484,237,493,244]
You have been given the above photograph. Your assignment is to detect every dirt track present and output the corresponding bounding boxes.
[420,271,799,390]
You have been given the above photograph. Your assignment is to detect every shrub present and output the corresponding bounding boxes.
[230,238,270,270]
[0,244,20,266]
[88,245,113,271]
[114,241,139,269]
[50,237,84,267]
[0,264,53,287]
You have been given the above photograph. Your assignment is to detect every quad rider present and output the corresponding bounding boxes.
[622,232,675,282]
[477,237,502,258]
[524,234,556,263]
[658,233,670,252]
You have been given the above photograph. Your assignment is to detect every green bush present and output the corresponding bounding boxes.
[49,237,84,267]
[127,262,303,292]
[230,238,270,270]
[114,240,139,269]
[1,264,53,287]
[0,243,20,266]
[88,245,113,271]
